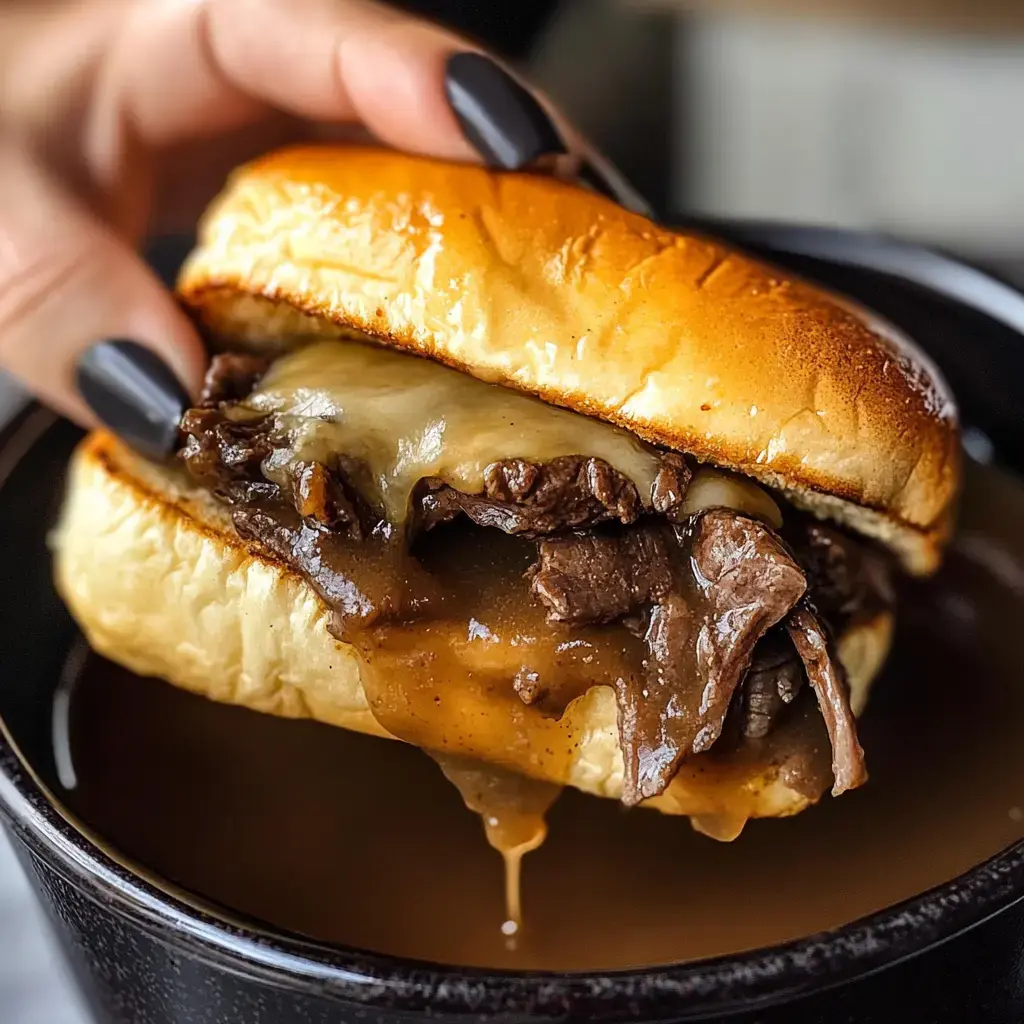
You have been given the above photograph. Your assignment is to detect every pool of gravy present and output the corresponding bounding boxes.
[57,460,1024,971]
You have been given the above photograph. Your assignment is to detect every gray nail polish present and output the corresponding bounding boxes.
[445,52,566,170]
[76,340,190,459]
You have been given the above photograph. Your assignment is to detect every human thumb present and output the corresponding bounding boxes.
[0,139,206,457]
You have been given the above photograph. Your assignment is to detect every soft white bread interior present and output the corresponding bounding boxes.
[52,432,892,826]
[178,146,961,574]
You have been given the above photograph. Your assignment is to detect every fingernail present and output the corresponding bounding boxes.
[76,340,190,459]
[445,52,565,170]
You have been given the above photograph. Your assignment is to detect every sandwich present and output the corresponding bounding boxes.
[53,146,961,841]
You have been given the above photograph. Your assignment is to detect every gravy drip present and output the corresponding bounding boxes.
[431,754,561,940]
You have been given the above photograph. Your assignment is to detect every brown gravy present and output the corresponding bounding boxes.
[57,461,1024,971]
[233,504,838,821]
[430,753,561,940]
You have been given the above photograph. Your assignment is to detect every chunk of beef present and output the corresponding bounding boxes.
[179,408,281,505]
[180,353,279,501]
[181,383,369,538]
[739,634,805,739]
[786,605,867,795]
[292,461,366,540]
[415,453,692,537]
[416,455,647,537]
[789,520,894,623]
[529,525,675,624]
[650,453,693,522]
[485,456,643,524]
[617,593,699,802]
[198,353,272,408]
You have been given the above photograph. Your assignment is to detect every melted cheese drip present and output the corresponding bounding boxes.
[243,340,665,524]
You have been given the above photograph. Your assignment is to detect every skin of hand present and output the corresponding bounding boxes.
[0,0,551,435]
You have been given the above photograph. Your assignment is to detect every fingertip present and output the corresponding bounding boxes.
[0,140,205,452]
[75,338,194,459]
[73,272,207,458]
[337,21,479,162]
[121,292,208,402]
[442,51,567,170]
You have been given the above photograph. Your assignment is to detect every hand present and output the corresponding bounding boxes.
[0,0,569,455]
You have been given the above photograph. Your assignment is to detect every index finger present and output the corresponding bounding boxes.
[87,0,480,184]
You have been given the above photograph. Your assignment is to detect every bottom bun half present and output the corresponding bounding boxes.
[52,432,893,830]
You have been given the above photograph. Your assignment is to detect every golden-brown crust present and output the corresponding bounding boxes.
[177,145,960,575]
[53,431,890,829]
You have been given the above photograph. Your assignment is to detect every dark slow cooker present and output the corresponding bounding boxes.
[1,231,1024,1024]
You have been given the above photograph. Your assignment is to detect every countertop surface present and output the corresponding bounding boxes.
[0,831,90,1024]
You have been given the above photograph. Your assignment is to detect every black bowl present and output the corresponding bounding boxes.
[2,233,1024,1024]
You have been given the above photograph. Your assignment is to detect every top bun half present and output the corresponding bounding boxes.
[177,146,961,574]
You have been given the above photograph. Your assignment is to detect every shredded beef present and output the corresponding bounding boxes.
[180,355,281,504]
[529,525,675,624]
[530,510,808,804]
[292,462,367,540]
[789,520,893,624]
[483,457,640,527]
[198,353,272,408]
[414,453,690,537]
[182,357,371,537]
[688,511,808,753]
[650,454,693,521]
[786,606,867,795]
[179,409,370,538]
[179,408,281,505]
[619,593,698,802]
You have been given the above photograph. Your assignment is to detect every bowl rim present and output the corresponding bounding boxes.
[3,229,1024,1021]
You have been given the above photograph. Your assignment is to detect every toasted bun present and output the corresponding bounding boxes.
[177,146,960,574]
[52,432,892,829]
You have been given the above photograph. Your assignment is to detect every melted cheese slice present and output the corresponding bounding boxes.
[243,340,663,522]
[241,339,781,526]
[683,467,782,529]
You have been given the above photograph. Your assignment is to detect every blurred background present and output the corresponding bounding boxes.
[3,0,1024,269]
[2,0,1023,1020]
[420,0,1024,283]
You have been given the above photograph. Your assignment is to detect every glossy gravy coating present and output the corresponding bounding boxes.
[58,460,1024,971]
